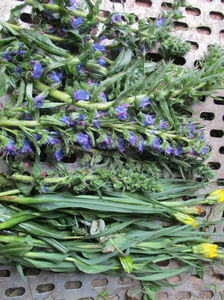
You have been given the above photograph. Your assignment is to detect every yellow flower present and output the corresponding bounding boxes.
[172,212,198,228]
[205,190,224,205]
[192,243,218,258]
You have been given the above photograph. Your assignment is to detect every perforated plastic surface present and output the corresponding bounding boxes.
[0,0,224,299]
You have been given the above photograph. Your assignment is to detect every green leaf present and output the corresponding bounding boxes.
[16,263,26,284]
[107,49,132,76]
[0,68,8,97]
[15,79,25,108]
[0,242,33,256]
[119,256,133,273]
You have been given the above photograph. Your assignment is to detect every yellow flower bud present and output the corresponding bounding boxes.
[172,212,198,228]
[192,243,218,258]
[205,190,224,205]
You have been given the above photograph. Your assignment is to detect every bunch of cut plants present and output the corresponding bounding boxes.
[0,0,224,298]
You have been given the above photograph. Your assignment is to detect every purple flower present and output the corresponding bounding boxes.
[77,133,91,151]
[128,131,138,146]
[138,139,144,152]
[115,105,128,121]
[14,67,22,75]
[23,113,32,120]
[144,114,154,126]
[4,140,16,155]
[31,63,42,79]
[67,0,78,10]
[72,17,83,28]
[141,96,150,109]
[77,63,82,71]
[157,120,167,129]
[77,114,85,126]
[55,148,64,161]
[111,13,121,24]
[201,145,209,155]
[93,43,105,54]
[19,49,24,55]
[97,57,107,67]
[34,95,44,108]
[74,89,89,101]
[100,92,107,102]
[151,137,161,150]
[156,17,166,28]
[48,136,60,145]
[189,124,195,139]
[41,187,49,193]
[164,144,173,155]
[61,116,72,126]
[2,51,12,61]
[174,147,182,156]
[34,134,41,141]
[20,140,32,154]
[117,138,125,152]
[100,135,113,149]
[49,71,62,83]
[93,119,100,129]
[98,36,107,42]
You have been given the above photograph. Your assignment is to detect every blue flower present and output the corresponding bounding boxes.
[117,138,125,152]
[61,116,72,126]
[49,71,62,83]
[174,147,182,156]
[157,120,167,129]
[20,140,32,154]
[100,135,113,149]
[141,96,150,109]
[189,124,195,139]
[98,36,107,42]
[151,137,161,150]
[93,43,105,54]
[4,140,16,155]
[67,0,78,10]
[77,63,82,71]
[34,95,44,108]
[41,187,49,193]
[138,139,144,152]
[72,17,83,28]
[31,63,42,79]
[164,144,173,155]
[55,148,64,161]
[115,105,128,121]
[111,13,121,24]
[97,57,107,67]
[100,92,107,102]
[74,89,89,101]
[93,119,100,129]
[128,132,138,146]
[156,17,166,28]
[201,145,209,155]
[2,51,12,61]
[144,114,154,126]
[77,133,91,150]
[14,67,22,75]
[34,134,41,141]
[19,49,24,55]
[23,114,32,120]
[78,114,86,121]
[48,136,60,145]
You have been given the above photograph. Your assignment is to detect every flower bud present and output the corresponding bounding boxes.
[172,211,198,228]
[205,190,224,205]
[192,243,217,258]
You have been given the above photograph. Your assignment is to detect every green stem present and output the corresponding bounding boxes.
[0,119,39,128]
[0,189,20,197]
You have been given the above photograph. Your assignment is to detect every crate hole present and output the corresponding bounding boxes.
[187,41,199,50]
[36,283,55,293]
[214,98,224,105]
[194,60,204,69]
[211,274,224,282]
[174,22,188,30]
[161,2,173,10]
[135,0,152,7]
[117,277,133,285]
[210,129,223,138]
[91,278,108,287]
[199,96,206,102]
[196,177,203,182]
[220,30,224,38]
[156,259,170,267]
[185,7,200,16]
[79,298,94,300]
[61,155,76,163]
[0,270,10,277]
[199,290,213,298]
[109,0,126,2]
[157,292,168,300]
[209,11,223,20]
[168,275,181,284]
[173,56,186,66]
[217,179,224,186]
[5,287,25,297]
[65,280,82,289]
[23,268,41,276]
[200,112,215,120]
[219,147,224,154]
[145,53,162,62]
[20,13,33,24]
[196,27,211,35]
[177,291,191,299]
[207,162,221,170]
[107,296,119,300]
